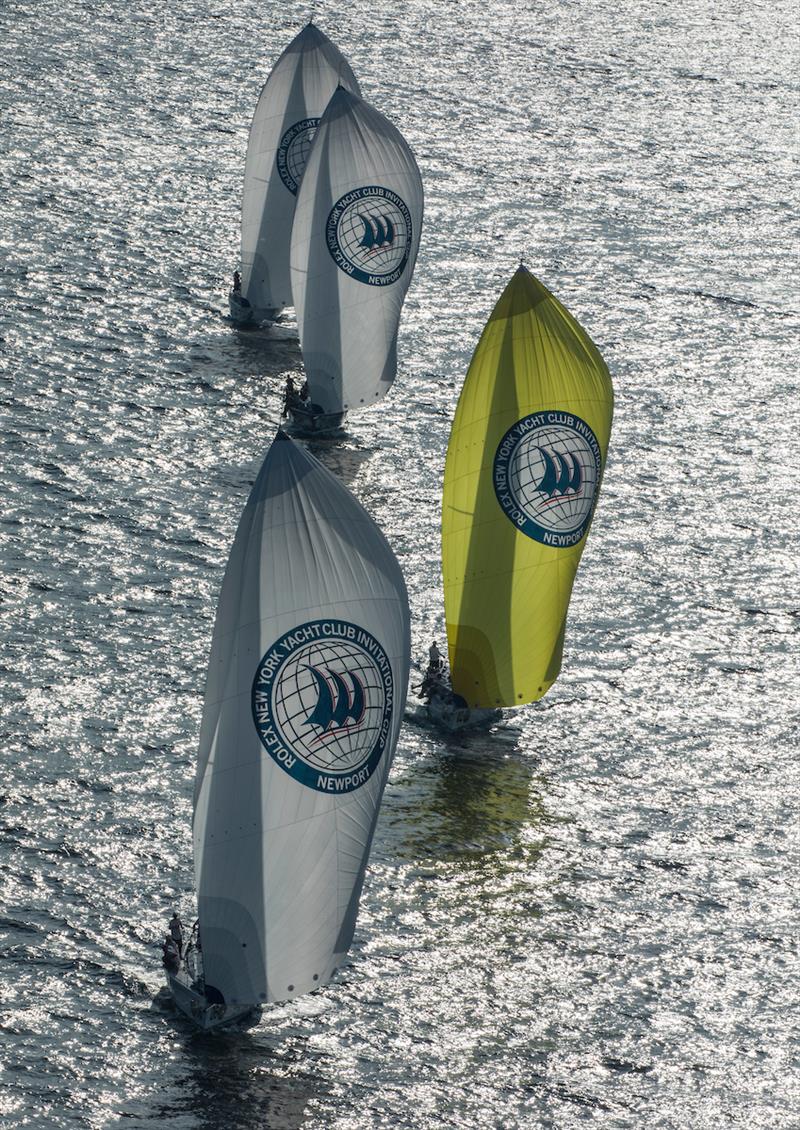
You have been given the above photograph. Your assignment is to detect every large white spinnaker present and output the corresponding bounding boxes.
[238,24,360,320]
[289,87,424,414]
[193,432,410,1010]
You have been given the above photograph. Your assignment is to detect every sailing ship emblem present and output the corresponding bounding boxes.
[533,448,583,499]
[304,664,366,736]
[326,185,412,286]
[252,619,394,793]
[493,412,603,546]
[358,214,395,250]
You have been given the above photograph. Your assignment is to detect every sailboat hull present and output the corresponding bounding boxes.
[286,403,347,435]
[228,290,281,327]
[425,691,501,732]
[166,969,258,1032]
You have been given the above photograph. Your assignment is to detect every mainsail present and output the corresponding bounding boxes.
[193,432,410,1009]
[239,24,360,318]
[441,266,614,708]
[289,87,424,414]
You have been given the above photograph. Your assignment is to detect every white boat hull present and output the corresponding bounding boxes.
[166,969,258,1032]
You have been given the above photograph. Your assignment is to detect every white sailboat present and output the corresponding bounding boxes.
[230,24,360,326]
[166,431,410,1030]
[287,86,424,432]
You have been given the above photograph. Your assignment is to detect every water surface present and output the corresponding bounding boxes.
[0,1,798,1126]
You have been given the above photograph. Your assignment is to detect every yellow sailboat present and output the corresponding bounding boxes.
[422,265,613,729]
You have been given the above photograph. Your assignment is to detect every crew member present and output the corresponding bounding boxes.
[169,911,183,955]
[283,376,297,418]
[162,935,180,972]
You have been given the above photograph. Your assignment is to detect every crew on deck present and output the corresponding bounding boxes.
[162,935,180,972]
[282,376,297,418]
[415,642,448,702]
[283,376,312,418]
[169,911,183,956]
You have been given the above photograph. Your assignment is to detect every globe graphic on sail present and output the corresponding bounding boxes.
[271,638,386,773]
[333,191,411,280]
[508,424,598,535]
[284,127,316,191]
[277,118,319,194]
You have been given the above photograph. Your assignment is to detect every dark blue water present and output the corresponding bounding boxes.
[1,1,798,1126]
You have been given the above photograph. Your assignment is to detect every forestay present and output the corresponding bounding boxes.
[290,87,424,413]
[193,433,410,1010]
[442,266,614,708]
[240,24,360,318]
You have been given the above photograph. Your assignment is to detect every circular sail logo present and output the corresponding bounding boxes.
[326,185,412,286]
[493,412,603,546]
[276,118,319,195]
[252,619,394,793]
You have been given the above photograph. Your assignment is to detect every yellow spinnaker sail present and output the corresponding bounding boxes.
[442,266,614,708]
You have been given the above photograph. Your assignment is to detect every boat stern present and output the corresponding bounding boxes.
[229,290,254,325]
[166,969,258,1031]
[286,404,347,436]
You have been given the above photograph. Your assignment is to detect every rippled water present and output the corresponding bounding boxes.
[1,1,798,1126]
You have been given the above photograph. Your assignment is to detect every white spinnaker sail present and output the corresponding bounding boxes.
[289,87,424,413]
[193,432,410,1009]
[240,24,360,317]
